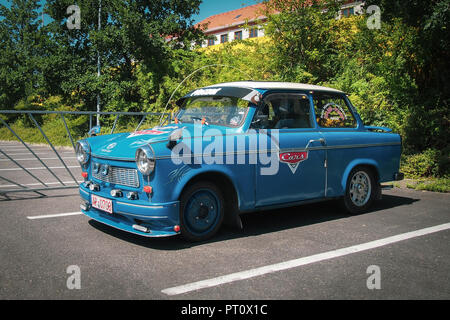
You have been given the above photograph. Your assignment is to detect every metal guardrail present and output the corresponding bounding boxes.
[0,110,169,197]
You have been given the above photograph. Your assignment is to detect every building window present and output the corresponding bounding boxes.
[341,7,355,18]
[220,34,228,43]
[234,31,242,40]
[249,28,258,38]
[208,38,215,46]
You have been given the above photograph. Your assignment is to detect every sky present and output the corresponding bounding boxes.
[0,0,261,24]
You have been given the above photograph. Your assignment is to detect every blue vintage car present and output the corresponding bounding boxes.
[77,81,403,241]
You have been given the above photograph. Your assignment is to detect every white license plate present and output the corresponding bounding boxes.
[91,194,113,214]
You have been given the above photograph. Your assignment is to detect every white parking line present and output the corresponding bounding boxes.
[0,145,26,147]
[0,148,52,152]
[161,223,450,296]
[0,157,77,161]
[0,152,74,157]
[0,166,79,171]
[27,212,83,220]
[0,157,77,162]
[0,151,72,155]
[0,180,83,188]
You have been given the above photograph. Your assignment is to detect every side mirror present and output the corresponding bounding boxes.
[167,128,183,149]
[89,125,101,137]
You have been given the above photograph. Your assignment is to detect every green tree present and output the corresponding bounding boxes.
[262,0,343,83]
[365,0,450,152]
[44,0,205,112]
[0,0,44,109]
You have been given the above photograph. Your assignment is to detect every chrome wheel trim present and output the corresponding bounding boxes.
[349,171,372,207]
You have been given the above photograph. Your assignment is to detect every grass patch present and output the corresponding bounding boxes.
[414,178,450,193]
[398,178,450,193]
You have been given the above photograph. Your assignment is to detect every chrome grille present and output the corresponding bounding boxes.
[93,165,139,188]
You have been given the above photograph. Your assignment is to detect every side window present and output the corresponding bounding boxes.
[253,94,312,129]
[313,94,357,128]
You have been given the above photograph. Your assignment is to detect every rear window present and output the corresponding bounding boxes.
[313,94,357,128]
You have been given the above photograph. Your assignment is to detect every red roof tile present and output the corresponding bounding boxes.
[196,3,271,33]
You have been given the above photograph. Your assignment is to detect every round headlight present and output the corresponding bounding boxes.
[76,141,90,165]
[135,146,155,176]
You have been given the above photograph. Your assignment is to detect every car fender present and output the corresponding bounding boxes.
[340,158,380,193]
[169,164,244,209]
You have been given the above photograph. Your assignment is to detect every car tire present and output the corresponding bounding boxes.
[179,181,224,242]
[342,166,376,215]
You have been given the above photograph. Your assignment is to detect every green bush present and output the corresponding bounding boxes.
[401,149,449,178]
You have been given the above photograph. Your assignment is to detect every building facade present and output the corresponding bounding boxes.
[196,3,268,48]
[196,1,364,48]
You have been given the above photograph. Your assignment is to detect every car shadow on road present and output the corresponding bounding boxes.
[87,192,420,250]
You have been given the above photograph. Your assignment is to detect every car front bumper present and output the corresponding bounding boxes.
[79,185,180,237]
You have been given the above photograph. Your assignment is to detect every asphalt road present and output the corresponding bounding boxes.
[0,140,449,300]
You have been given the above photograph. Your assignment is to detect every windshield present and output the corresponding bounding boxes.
[176,96,250,127]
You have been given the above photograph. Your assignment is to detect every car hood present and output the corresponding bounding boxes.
[90,125,182,160]
[89,124,238,160]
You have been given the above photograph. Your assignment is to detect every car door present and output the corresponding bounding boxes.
[252,92,327,207]
[311,92,361,197]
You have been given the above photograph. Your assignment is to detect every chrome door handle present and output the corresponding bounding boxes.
[305,138,326,149]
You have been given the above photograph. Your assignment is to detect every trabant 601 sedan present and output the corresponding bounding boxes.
[77,81,404,241]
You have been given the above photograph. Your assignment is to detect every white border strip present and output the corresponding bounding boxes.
[27,212,83,220]
[161,223,450,296]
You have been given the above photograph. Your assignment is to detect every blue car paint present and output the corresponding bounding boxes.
[77,83,402,238]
